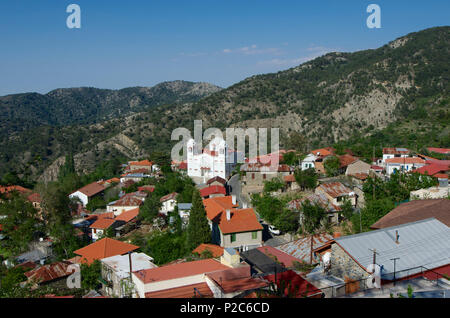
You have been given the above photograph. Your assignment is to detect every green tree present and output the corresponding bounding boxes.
[294,168,318,190]
[139,194,162,223]
[263,177,285,193]
[351,198,395,233]
[186,190,211,250]
[324,156,340,177]
[80,260,102,290]
[39,183,82,260]
[0,193,44,258]
[300,200,327,235]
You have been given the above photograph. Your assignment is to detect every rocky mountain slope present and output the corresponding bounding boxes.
[1,27,449,182]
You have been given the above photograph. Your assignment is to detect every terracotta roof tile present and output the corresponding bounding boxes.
[192,244,225,258]
[145,282,213,298]
[72,182,105,197]
[74,238,139,265]
[215,208,263,234]
[115,207,139,223]
[199,185,226,198]
[206,176,227,185]
[89,218,115,230]
[203,196,238,221]
[385,157,426,164]
[133,259,229,283]
[370,199,450,229]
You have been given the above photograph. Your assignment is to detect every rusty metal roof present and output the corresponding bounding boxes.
[276,234,334,263]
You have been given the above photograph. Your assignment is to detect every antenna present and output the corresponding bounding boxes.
[390,257,400,286]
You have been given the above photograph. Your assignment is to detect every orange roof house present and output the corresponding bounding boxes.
[73,238,139,264]
[71,182,105,198]
[310,147,335,158]
[213,208,263,235]
[193,244,225,258]
[203,196,238,220]
[115,207,140,223]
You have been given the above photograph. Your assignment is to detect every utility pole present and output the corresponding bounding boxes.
[390,257,400,286]
[372,146,376,200]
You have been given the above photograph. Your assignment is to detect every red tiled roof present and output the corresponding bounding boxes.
[206,176,227,185]
[203,196,239,220]
[370,199,450,229]
[133,259,229,284]
[371,165,384,170]
[0,185,32,194]
[257,246,302,268]
[383,147,410,155]
[192,244,225,258]
[310,147,335,157]
[74,238,139,265]
[178,162,187,170]
[138,186,155,193]
[263,270,321,298]
[130,160,153,166]
[160,192,178,202]
[338,154,359,168]
[413,163,449,176]
[283,175,296,183]
[199,185,226,198]
[72,182,105,197]
[217,277,269,294]
[115,207,139,223]
[27,192,41,203]
[214,208,263,235]
[145,282,213,298]
[317,182,353,198]
[124,168,150,175]
[24,261,74,284]
[427,147,450,155]
[434,174,448,179]
[385,157,426,164]
[89,218,115,230]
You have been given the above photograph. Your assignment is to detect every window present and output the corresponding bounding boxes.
[231,233,236,243]
[252,173,255,180]
[263,174,266,180]
[252,231,257,240]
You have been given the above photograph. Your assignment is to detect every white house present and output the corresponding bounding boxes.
[177,203,192,222]
[160,192,178,215]
[69,182,105,207]
[382,148,410,165]
[385,157,426,175]
[187,137,241,182]
[301,153,317,171]
[101,252,157,298]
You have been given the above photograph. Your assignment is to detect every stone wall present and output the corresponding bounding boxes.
[329,243,369,284]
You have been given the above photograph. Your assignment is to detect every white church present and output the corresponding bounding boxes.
[186,137,242,181]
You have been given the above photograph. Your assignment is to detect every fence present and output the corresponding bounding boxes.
[309,265,450,298]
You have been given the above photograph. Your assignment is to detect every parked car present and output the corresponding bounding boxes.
[268,225,280,235]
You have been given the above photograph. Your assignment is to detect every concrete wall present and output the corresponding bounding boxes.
[220,230,262,249]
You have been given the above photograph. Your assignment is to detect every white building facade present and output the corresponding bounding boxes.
[187,137,240,181]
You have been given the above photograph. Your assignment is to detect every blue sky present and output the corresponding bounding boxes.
[0,0,448,96]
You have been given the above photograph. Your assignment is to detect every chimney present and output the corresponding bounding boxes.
[395,230,399,244]
[226,209,231,221]
[232,195,236,205]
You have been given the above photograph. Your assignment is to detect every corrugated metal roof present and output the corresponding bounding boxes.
[102,252,156,279]
[335,218,450,279]
[275,233,334,263]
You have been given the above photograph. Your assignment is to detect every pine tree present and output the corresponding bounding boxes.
[186,190,211,250]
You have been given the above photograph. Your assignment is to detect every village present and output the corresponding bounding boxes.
[0,139,449,299]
